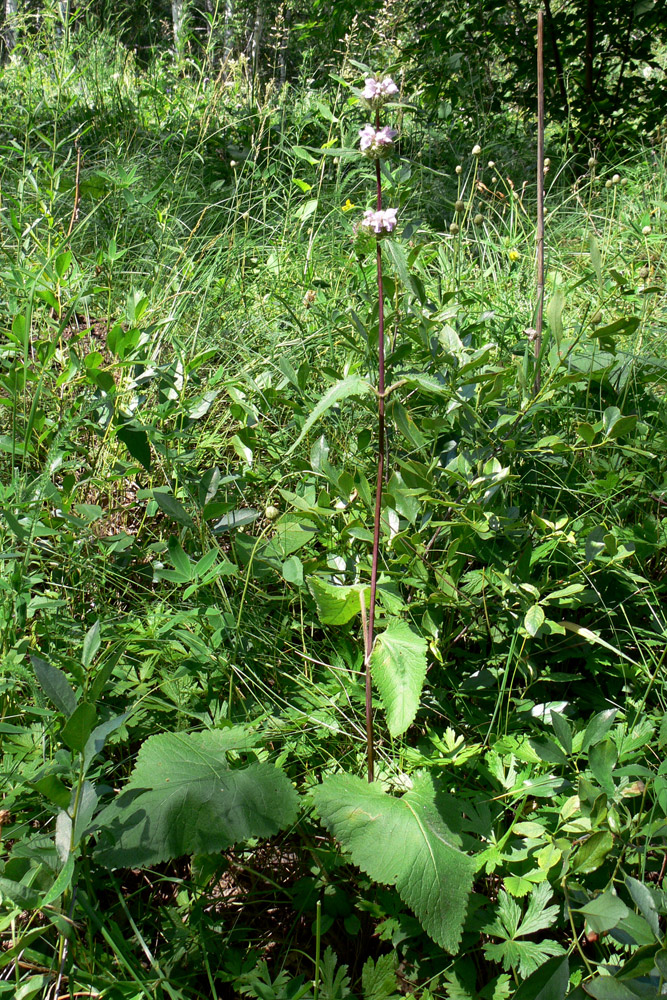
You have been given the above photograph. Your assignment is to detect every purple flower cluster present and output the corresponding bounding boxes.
[360,208,398,235]
[362,75,398,107]
[359,124,398,158]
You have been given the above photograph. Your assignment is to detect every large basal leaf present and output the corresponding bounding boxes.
[311,772,475,953]
[94,729,299,868]
[370,620,427,736]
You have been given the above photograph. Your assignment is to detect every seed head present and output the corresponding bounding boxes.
[454,199,465,213]
[612,173,621,185]
[473,213,484,225]
[643,225,652,235]
[588,156,597,168]
[449,222,459,234]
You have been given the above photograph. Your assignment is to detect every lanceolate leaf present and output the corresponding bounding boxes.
[94,729,299,868]
[288,376,372,453]
[311,772,475,952]
[370,620,427,736]
[31,656,77,717]
[513,955,569,1000]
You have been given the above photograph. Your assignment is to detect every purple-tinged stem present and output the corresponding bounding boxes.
[365,111,386,784]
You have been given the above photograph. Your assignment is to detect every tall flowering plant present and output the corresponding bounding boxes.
[356,74,399,782]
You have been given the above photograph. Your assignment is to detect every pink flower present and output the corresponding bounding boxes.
[382,207,398,232]
[377,125,397,146]
[359,123,398,158]
[362,75,399,107]
[359,207,398,236]
[359,123,377,151]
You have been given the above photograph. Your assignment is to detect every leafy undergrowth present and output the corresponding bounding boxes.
[2,23,667,1000]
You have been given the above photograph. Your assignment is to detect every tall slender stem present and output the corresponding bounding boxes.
[365,113,386,784]
[534,10,545,396]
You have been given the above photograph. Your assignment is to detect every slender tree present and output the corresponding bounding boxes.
[172,0,189,52]
[3,0,18,56]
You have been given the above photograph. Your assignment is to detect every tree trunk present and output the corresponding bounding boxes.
[543,0,569,114]
[56,0,70,47]
[172,0,188,54]
[4,0,18,56]
[203,0,216,65]
[278,9,289,88]
[584,0,594,102]
[222,0,234,61]
[250,0,263,93]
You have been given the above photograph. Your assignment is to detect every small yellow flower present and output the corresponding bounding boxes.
[508,249,520,262]
[342,198,355,212]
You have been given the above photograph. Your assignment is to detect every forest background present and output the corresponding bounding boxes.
[1,2,667,999]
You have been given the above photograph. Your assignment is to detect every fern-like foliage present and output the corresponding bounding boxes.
[481,884,565,977]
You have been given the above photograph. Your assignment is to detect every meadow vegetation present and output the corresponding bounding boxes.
[1,5,667,998]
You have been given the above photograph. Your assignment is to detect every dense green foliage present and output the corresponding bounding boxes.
[1,5,667,999]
